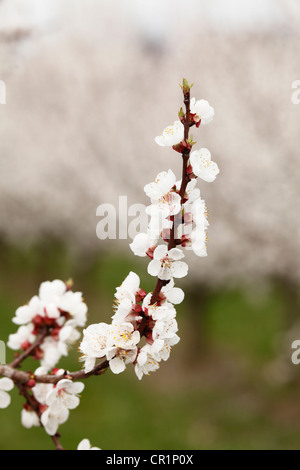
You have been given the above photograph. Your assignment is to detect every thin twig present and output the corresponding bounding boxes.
[0,359,109,385]
[51,434,64,451]
[9,329,48,369]
[149,86,192,306]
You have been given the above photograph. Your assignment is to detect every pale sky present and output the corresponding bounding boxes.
[0,0,299,36]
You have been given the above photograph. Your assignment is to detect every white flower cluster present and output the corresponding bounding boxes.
[112,95,218,378]
[0,87,219,450]
[154,98,214,149]
[79,97,219,380]
[8,280,88,370]
[130,172,209,262]
[130,97,218,262]
[79,271,183,380]
[21,367,85,436]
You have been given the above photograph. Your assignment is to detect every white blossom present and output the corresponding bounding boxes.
[41,404,69,436]
[190,148,219,183]
[146,193,181,218]
[148,245,188,281]
[191,228,207,257]
[32,367,55,405]
[46,379,84,411]
[112,298,142,325]
[155,121,184,147]
[150,336,180,362]
[192,197,209,230]
[161,279,184,305]
[9,280,88,372]
[112,298,133,324]
[144,170,176,201]
[143,297,176,322]
[79,323,112,373]
[190,98,214,125]
[21,409,40,429]
[115,271,140,303]
[107,323,140,350]
[129,232,158,257]
[40,337,67,370]
[7,324,36,351]
[191,228,207,258]
[38,280,66,320]
[153,318,179,341]
[59,320,81,345]
[39,279,66,303]
[134,345,160,380]
[77,439,101,450]
[12,296,42,326]
[0,378,14,409]
[58,291,88,327]
[106,348,137,375]
[144,169,181,217]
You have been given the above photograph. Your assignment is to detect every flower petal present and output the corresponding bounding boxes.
[170,261,188,278]
[147,259,161,277]
[109,357,126,374]
[0,390,11,409]
[0,378,14,392]
[153,245,168,261]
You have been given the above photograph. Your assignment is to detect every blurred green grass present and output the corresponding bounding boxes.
[1,241,300,450]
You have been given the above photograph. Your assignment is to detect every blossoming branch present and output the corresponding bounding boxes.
[0,79,219,450]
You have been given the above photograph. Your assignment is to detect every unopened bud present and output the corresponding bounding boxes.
[21,340,31,351]
[65,278,74,290]
[187,135,196,147]
[178,107,185,123]
[180,78,193,94]
[186,164,196,179]
[26,379,36,388]
[172,141,186,154]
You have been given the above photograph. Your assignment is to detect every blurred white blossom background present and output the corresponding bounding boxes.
[0,0,300,287]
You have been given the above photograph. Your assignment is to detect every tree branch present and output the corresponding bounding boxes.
[0,359,109,385]
[149,85,192,307]
[9,328,48,369]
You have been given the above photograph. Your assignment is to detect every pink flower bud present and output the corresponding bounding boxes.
[181,235,192,247]
[135,288,146,302]
[21,340,31,351]
[146,246,156,259]
[132,304,143,314]
[26,379,36,388]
